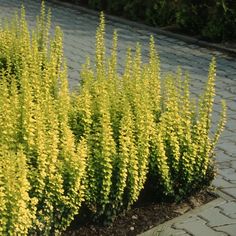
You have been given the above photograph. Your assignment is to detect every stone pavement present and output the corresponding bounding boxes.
[0,0,236,235]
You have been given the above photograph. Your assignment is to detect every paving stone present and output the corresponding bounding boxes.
[198,207,236,227]
[220,129,236,139]
[217,161,233,169]
[213,176,236,189]
[222,188,236,199]
[174,216,228,236]
[231,161,236,169]
[218,201,236,219]
[218,169,236,184]
[214,224,236,236]
[215,150,234,163]
[226,103,236,113]
[139,225,190,236]
[218,90,236,100]
[217,142,236,156]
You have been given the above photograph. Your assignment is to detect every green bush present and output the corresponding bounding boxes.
[69,13,226,222]
[176,0,236,41]
[0,3,86,235]
[63,0,236,41]
[86,0,176,26]
[202,0,236,41]
[175,0,209,34]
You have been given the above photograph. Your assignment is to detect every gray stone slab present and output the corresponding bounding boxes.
[217,161,233,169]
[214,224,236,236]
[174,216,228,236]
[217,142,236,156]
[213,176,236,189]
[218,168,236,182]
[218,201,236,219]
[198,207,236,227]
[222,188,236,199]
[215,150,235,163]
[231,161,236,170]
[139,225,190,236]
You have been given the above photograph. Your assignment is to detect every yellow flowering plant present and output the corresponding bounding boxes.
[70,13,226,222]
[0,3,86,235]
[0,3,227,233]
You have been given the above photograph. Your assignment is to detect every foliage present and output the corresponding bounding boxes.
[64,0,236,41]
[175,0,209,34]
[176,0,236,41]
[0,3,227,234]
[202,0,236,41]
[69,13,226,222]
[0,3,86,235]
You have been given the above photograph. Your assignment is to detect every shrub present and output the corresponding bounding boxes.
[70,13,226,222]
[83,0,176,26]
[61,0,236,41]
[175,0,209,34]
[202,0,236,41]
[0,3,227,233]
[148,63,227,198]
[176,0,236,40]
[0,3,86,235]
[0,145,36,235]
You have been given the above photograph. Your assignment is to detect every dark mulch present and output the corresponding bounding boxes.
[64,188,216,236]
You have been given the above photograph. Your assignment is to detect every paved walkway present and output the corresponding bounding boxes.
[1,0,236,235]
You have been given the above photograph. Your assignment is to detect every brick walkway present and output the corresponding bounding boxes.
[1,0,236,235]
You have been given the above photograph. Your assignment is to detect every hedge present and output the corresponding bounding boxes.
[0,3,226,235]
[62,0,236,42]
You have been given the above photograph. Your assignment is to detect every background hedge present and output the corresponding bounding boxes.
[63,0,236,42]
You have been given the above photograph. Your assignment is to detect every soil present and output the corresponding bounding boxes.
[64,188,216,236]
